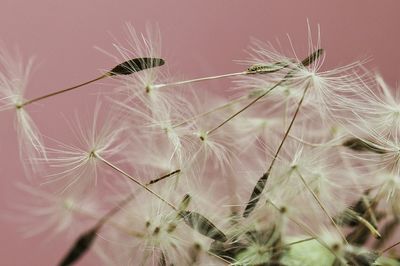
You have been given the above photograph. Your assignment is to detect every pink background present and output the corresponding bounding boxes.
[1,1,400,265]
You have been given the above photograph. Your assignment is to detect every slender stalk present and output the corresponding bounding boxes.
[285,237,315,247]
[268,200,337,257]
[380,240,400,254]
[18,74,109,108]
[205,49,323,137]
[206,79,285,136]
[172,95,247,129]
[243,81,310,217]
[154,59,294,90]
[170,65,299,129]
[263,237,315,254]
[206,251,232,265]
[97,169,181,227]
[295,168,348,244]
[94,153,178,211]
[153,71,247,89]
[264,82,310,172]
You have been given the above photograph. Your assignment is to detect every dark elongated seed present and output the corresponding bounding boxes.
[178,194,191,211]
[179,211,227,242]
[243,171,269,218]
[247,61,291,74]
[59,227,98,266]
[158,252,166,266]
[301,48,324,67]
[342,138,386,154]
[147,169,180,185]
[346,251,379,266]
[109,57,165,76]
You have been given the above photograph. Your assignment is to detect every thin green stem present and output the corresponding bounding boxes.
[264,237,315,254]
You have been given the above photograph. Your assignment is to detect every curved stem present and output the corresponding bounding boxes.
[19,74,109,108]
[97,169,181,227]
[295,168,348,244]
[206,79,285,136]
[172,95,248,129]
[95,153,178,211]
[380,240,400,254]
[264,82,310,174]
[268,200,337,257]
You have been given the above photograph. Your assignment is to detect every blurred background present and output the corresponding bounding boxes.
[0,0,399,265]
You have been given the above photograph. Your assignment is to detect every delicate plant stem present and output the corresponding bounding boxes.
[18,74,109,108]
[263,237,315,254]
[243,81,310,217]
[97,170,181,227]
[267,81,310,165]
[172,95,247,129]
[380,240,400,254]
[295,168,348,244]
[206,80,285,136]
[285,237,315,247]
[154,59,293,90]
[153,71,247,89]
[94,153,178,211]
[206,251,231,265]
[268,200,337,257]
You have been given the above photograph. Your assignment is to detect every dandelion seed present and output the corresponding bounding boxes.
[342,137,386,154]
[41,102,125,194]
[0,46,46,171]
[14,183,99,239]
[108,57,165,76]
